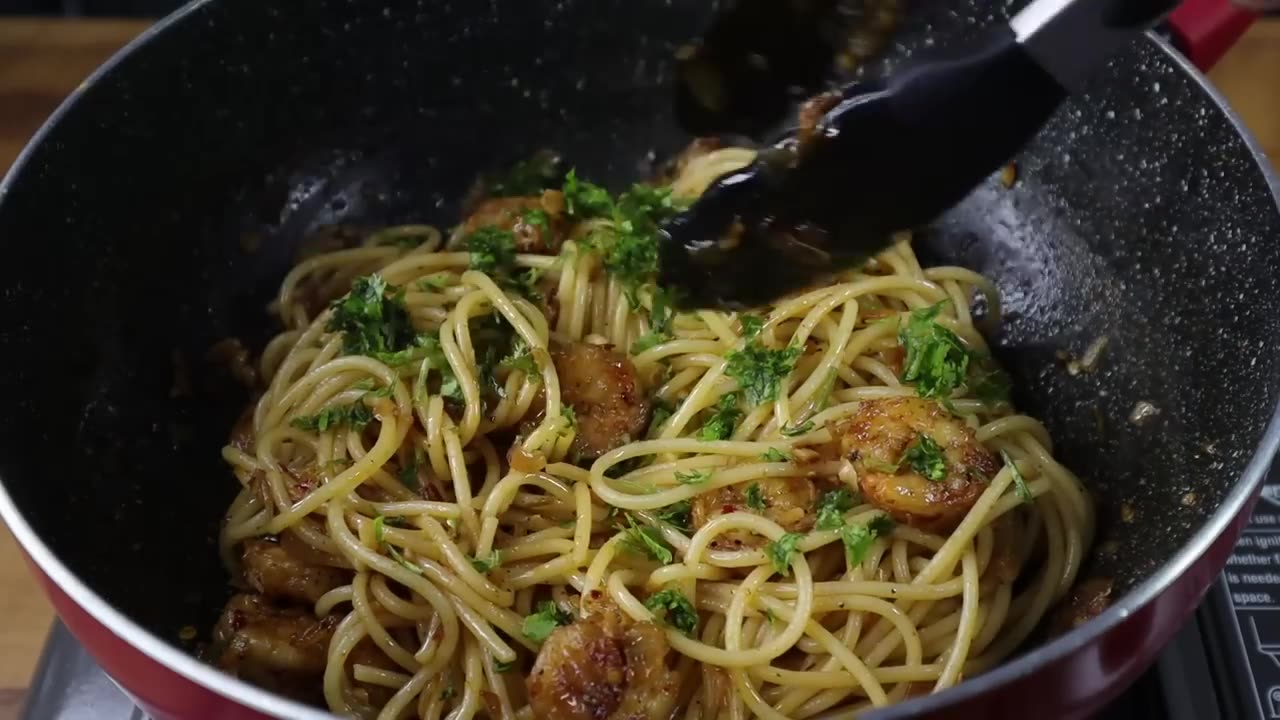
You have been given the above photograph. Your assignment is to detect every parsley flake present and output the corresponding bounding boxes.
[373,515,424,576]
[781,419,815,437]
[740,314,765,339]
[726,341,802,405]
[398,447,423,490]
[744,483,767,511]
[647,402,673,439]
[656,500,693,532]
[521,208,550,231]
[327,275,419,361]
[632,333,668,354]
[1001,450,1033,503]
[522,601,574,643]
[815,488,856,530]
[840,515,895,566]
[465,227,518,275]
[416,273,453,291]
[902,433,947,481]
[562,169,614,218]
[698,393,742,441]
[675,469,712,485]
[765,532,804,576]
[490,151,563,197]
[290,400,374,433]
[899,302,970,399]
[644,587,699,636]
[760,447,790,462]
[470,551,502,573]
[970,359,1012,405]
[620,516,674,564]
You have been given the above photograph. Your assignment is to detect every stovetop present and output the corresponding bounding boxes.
[24,480,1280,720]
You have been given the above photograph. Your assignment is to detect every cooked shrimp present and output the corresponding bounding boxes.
[460,190,566,254]
[527,595,679,720]
[691,477,818,549]
[839,397,999,532]
[551,341,650,460]
[241,538,351,604]
[212,593,337,703]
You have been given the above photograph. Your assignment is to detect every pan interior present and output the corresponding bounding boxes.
[0,0,1276,678]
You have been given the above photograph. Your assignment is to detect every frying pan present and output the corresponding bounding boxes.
[0,1,1277,719]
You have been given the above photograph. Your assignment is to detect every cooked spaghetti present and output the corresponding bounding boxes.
[211,143,1094,720]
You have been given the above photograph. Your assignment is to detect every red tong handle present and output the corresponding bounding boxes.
[1166,0,1259,70]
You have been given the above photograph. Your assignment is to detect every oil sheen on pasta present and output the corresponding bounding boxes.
[210,143,1094,720]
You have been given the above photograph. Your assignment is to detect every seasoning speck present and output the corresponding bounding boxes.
[1000,162,1018,188]
[179,625,198,641]
[1128,401,1160,426]
[1120,503,1135,523]
[1181,492,1198,507]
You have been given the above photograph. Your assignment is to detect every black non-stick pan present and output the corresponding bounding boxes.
[0,1,1277,718]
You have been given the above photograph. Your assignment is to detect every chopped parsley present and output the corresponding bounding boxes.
[416,273,454,291]
[502,337,539,377]
[373,516,424,575]
[562,169,614,218]
[781,419,815,437]
[674,469,712,485]
[1001,450,1033,503]
[521,601,574,643]
[760,447,790,463]
[815,488,856,531]
[898,302,970,400]
[561,406,578,430]
[740,314,765,339]
[615,184,681,226]
[726,341,802,405]
[648,287,677,335]
[470,551,502,573]
[632,333,667,354]
[902,433,947,482]
[290,400,374,433]
[603,226,660,291]
[327,275,420,361]
[970,360,1012,405]
[647,402,673,439]
[493,659,516,673]
[561,172,682,292]
[620,516,674,564]
[441,686,456,701]
[744,483,767,511]
[633,287,677,352]
[656,500,693,532]
[644,587,699,636]
[465,227,518,275]
[398,447,424,490]
[697,393,742,441]
[765,532,804,576]
[521,208,550,231]
[840,515,895,566]
[490,151,563,197]
[812,369,838,411]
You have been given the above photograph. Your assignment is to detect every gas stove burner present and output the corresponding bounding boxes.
[23,622,146,720]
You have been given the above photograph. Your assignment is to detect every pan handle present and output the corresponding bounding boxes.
[1164,0,1262,70]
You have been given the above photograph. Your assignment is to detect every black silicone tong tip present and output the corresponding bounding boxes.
[660,27,1069,311]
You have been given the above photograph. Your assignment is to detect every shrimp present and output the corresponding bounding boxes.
[527,594,679,720]
[838,397,999,532]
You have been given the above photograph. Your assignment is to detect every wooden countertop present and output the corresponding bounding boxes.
[0,16,1278,718]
